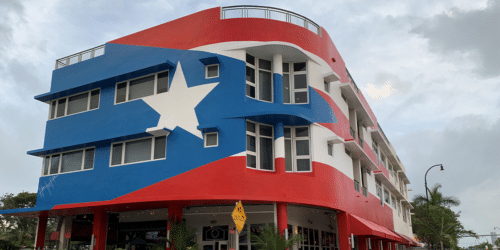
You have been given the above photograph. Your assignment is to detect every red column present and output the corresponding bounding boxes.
[372,239,381,250]
[337,212,351,250]
[358,236,367,250]
[35,216,48,249]
[167,204,184,250]
[276,202,287,236]
[92,209,108,250]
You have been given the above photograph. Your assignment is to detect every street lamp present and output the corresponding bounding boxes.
[425,164,444,202]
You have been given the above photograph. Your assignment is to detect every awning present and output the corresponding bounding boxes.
[390,230,421,247]
[350,214,403,242]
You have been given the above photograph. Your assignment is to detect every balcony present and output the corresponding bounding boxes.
[55,44,105,69]
[222,6,322,36]
[374,170,411,206]
[362,186,368,197]
[339,71,375,127]
[344,138,378,171]
[354,180,361,192]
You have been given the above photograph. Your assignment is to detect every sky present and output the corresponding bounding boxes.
[1,0,499,247]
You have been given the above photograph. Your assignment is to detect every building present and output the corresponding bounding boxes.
[0,6,420,250]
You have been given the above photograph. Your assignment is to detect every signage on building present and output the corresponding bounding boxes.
[232,201,246,233]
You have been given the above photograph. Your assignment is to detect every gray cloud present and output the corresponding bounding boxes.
[0,0,24,53]
[411,0,500,78]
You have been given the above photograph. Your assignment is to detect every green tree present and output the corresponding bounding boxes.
[166,220,198,250]
[0,191,38,248]
[411,184,476,250]
[251,224,304,250]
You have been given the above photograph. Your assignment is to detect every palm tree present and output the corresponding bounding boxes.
[413,183,460,207]
[251,224,304,250]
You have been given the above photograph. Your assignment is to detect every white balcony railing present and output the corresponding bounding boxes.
[55,44,105,69]
[221,6,322,36]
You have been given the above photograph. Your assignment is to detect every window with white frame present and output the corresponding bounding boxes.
[42,148,95,176]
[384,189,390,204]
[381,153,387,168]
[327,143,333,156]
[110,136,166,166]
[204,132,218,147]
[205,64,219,79]
[49,89,100,119]
[115,71,169,104]
[376,179,383,205]
[246,54,272,102]
[284,126,311,172]
[372,142,379,163]
[397,200,401,216]
[246,121,274,170]
[283,62,308,104]
[392,195,396,209]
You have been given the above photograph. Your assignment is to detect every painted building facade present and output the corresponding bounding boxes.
[0,6,420,250]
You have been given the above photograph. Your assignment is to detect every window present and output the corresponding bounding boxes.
[397,200,401,216]
[384,189,390,204]
[110,136,166,166]
[381,153,387,168]
[376,179,383,205]
[246,121,273,171]
[372,142,379,163]
[205,64,219,78]
[49,89,100,119]
[115,71,169,104]
[246,54,272,102]
[204,132,218,147]
[392,195,396,208]
[42,148,95,176]
[379,241,383,250]
[283,62,308,104]
[284,126,311,172]
[327,143,333,156]
[324,81,330,93]
[297,227,320,250]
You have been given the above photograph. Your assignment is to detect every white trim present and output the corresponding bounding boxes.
[245,53,273,103]
[246,120,275,171]
[49,88,101,120]
[204,132,219,147]
[114,70,169,105]
[205,64,219,79]
[284,126,312,173]
[110,136,166,167]
[283,62,309,104]
[42,147,96,176]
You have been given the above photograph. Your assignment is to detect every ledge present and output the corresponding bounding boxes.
[199,56,220,65]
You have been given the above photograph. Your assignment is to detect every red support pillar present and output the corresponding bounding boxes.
[92,209,108,250]
[337,212,351,250]
[35,216,48,249]
[167,204,184,250]
[276,202,287,237]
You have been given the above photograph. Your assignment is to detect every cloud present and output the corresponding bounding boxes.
[411,0,500,78]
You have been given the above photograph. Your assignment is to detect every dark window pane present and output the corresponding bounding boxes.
[283,63,289,72]
[154,136,166,159]
[246,66,255,83]
[259,125,273,137]
[294,74,307,89]
[125,138,152,163]
[50,101,56,119]
[61,150,83,173]
[285,140,292,171]
[283,74,290,103]
[314,230,319,246]
[295,91,308,103]
[324,81,330,93]
[247,135,256,152]
[239,245,248,250]
[259,59,272,70]
[247,154,256,168]
[205,133,218,146]
[296,127,309,137]
[89,90,100,110]
[296,140,310,156]
[84,149,95,169]
[246,54,255,65]
[43,156,50,175]
[328,143,333,156]
[56,98,66,118]
[207,65,219,78]
[246,84,255,98]
[260,137,273,170]
[246,121,256,133]
[259,70,272,101]
[303,228,309,244]
[157,72,169,94]
[116,83,127,103]
[239,226,248,243]
[297,159,311,171]
[284,128,291,138]
[111,144,123,165]
[67,93,89,115]
[50,155,60,174]
[129,75,155,100]
[294,62,306,72]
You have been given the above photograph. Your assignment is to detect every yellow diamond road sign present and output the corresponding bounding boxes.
[232,201,246,233]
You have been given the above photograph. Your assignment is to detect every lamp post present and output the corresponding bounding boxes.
[424,164,444,202]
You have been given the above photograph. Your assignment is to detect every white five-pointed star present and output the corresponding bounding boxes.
[143,62,218,139]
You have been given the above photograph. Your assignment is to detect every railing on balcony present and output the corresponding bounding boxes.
[55,44,105,69]
[221,6,322,36]
[362,186,368,197]
[358,137,364,148]
[346,68,360,94]
[350,127,356,139]
[354,180,360,192]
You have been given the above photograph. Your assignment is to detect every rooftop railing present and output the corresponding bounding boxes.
[221,6,322,36]
[346,68,360,94]
[55,44,105,69]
